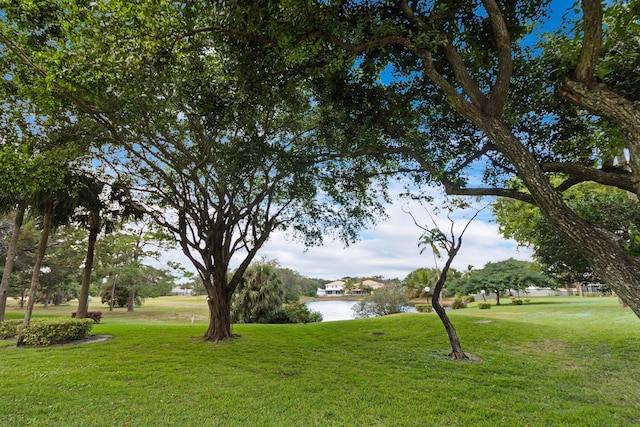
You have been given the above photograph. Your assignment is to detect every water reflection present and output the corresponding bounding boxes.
[305,300,416,322]
[306,300,359,321]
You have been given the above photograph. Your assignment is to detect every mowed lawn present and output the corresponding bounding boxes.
[1,296,639,426]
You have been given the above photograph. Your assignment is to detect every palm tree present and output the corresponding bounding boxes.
[231,263,285,323]
[405,268,440,299]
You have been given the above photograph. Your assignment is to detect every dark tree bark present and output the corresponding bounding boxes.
[431,243,467,360]
[127,289,135,312]
[204,275,233,341]
[0,204,25,322]
[494,290,501,306]
[75,211,100,318]
[18,197,53,346]
[109,275,116,312]
[410,206,482,360]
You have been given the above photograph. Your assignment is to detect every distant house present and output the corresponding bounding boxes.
[171,286,194,296]
[324,280,346,296]
[318,279,387,296]
[355,279,385,294]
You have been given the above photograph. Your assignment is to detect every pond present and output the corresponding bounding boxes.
[305,300,417,322]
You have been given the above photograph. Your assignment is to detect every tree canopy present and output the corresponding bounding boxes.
[448,259,556,305]
[3,0,640,330]
[203,0,640,316]
[0,1,387,340]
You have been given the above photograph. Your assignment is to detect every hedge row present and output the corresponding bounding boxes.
[0,318,94,346]
[0,319,22,339]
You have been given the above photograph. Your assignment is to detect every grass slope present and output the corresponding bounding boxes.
[1,296,639,426]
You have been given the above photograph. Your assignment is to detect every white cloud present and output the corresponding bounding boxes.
[255,191,532,280]
[160,187,533,281]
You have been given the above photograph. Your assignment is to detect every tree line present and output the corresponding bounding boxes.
[0,216,183,315]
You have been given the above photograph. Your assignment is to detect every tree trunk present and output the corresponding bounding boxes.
[0,205,25,322]
[432,245,467,360]
[432,294,467,360]
[75,211,100,318]
[204,278,233,342]
[478,118,640,318]
[109,274,117,312]
[18,198,53,346]
[127,289,135,312]
[495,290,501,306]
[556,80,640,312]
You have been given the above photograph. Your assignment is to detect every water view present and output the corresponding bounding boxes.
[306,300,417,322]
[306,300,359,321]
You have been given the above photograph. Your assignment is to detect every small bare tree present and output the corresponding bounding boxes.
[407,198,485,360]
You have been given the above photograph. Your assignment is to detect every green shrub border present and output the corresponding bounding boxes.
[1,318,94,346]
[0,319,22,339]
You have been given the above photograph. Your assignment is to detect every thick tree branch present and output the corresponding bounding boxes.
[542,161,636,193]
[396,0,487,109]
[575,0,603,84]
[184,25,274,47]
[559,80,640,194]
[445,186,535,204]
[481,0,513,116]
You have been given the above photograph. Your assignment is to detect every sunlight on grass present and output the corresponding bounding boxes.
[1,296,639,426]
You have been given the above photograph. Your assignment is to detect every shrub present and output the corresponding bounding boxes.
[478,302,492,309]
[523,298,531,303]
[352,285,409,318]
[282,302,322,323]
[252,302,323,324]
[415,303,433,313]
[71,311,103,323]
[0,319,22,339]
[452,295,467,310]
[19,318,94,346]
[463,296,475,304]
[511,299,523,305]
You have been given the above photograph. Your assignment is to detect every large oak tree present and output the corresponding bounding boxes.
[0,1,386,341]
[213,0,640,317]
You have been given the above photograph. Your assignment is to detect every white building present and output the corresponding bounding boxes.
[318,279,387,296]
[324,280,346,296]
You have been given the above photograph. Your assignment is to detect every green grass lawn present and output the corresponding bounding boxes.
[1,296,639,426]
